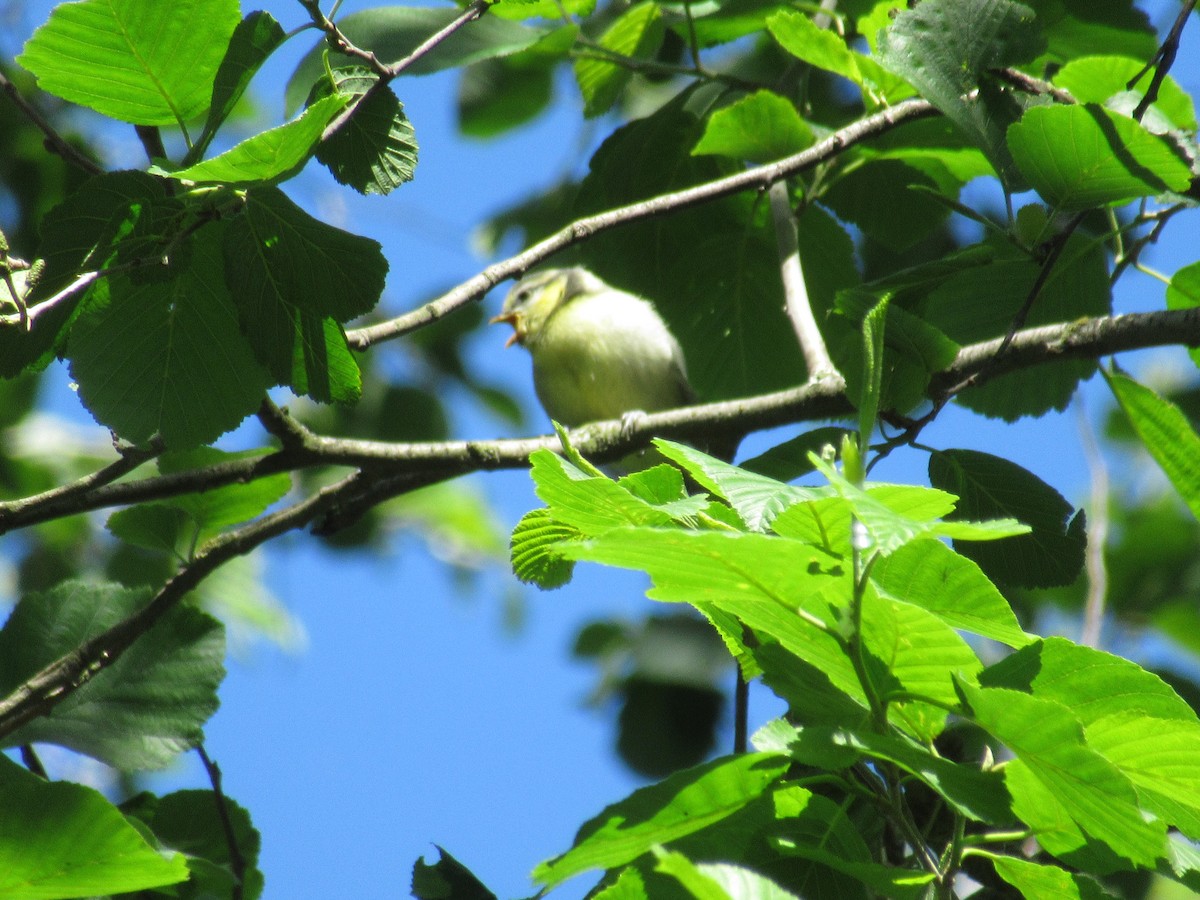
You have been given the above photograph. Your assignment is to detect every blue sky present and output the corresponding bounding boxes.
[5,1,1200,897]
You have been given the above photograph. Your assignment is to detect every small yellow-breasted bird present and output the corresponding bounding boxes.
[490,267,695,432]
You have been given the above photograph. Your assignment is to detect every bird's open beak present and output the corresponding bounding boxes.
[489,311,523,348]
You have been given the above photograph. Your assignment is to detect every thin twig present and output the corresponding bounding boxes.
[0,67,102,176]
[197,745,247,900]
[310,0,495,142]
[992,67,1075,105]
[19,745,47,778]
[345,97,941,350]
[1130,0,1197,122]
[1077,398,1108,649]
[768,182,839,380]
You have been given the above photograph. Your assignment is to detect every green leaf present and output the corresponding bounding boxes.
[191,11,287,163]
[287,7,549,114]
[766,10,864,85]
[574,2,664,118]
[857,296,888,446]
[1052,55,1196,131]
[863,585,982,740]
[533,753,789,887]
[224,187,387,403]
[17,0,240,126]
[738,427,854,482]
[530,449,676,534]
[876,0,1045,186]
[0,755,189,899]
[107,504,193,558]
[822,158,960,253]
[1106,371,1200,523]
[4,172,176,377]
[157,448,293,535]
[777,724,1011,823]
[652,440,823,532]
[312,68,419,195]
[0,580,225,769]
[172,93,349,185]
[128,789,264,900]
[980,637,1200,725]
[1166,261,1200,368]
[692,91,813,164]
[413,845,498,900]
[458,26,576,138]
[65,224,272,449]
[562,527,863,702]
[928,449,1085,588]
[655,850,801,900]
[1007,105,1193,210]
[1085,713,1200,841]
[510,508,578,589]
[870,538,1032,647]
[808,453,1026,557]
[921,235,1110,420]
[961,683,1167,868]
[991,856,1113,900]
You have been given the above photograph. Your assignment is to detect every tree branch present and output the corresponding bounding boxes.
[0,66,103,176]
[769,182,839,380]
[0,470,363,740]
[344,97,941,350]
[6,308,1200,535]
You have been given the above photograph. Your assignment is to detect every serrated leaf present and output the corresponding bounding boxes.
[412,845,498,900]
[17,0,240,126]
[0,580,225,770]
[876,0,1045,186]
[562,526,862,701]
[656,851,801,900]
[921,235,1110,420]
[870,538,1032,647]
[129,789,264,900]
[172,93,349,185]
[1106,371,1200,524]
[991,856,1114,900]
[809,453,1026,557]
[822,158,960,253]
[858,296,888,444]
[191,11,287,163]
[574,2,664,118]
[767,10,862,84]
[1008,105,1193,210]
[961,683,1167,867]
[652,440,823,532]
[738,427,854,482]
[4,172,178,377]
[533,753,789,887]
[1052,55,1196,131]
[928,449,1085,588]
[286,7,549,114]
[530,449,676,534]
[692,90,813,164]
[511,508,578,589]
[312,67,418,195]
[106,504,193,558]
[1166,261,1200,368]
[224,187,386,403]
[66,224,272,449]
[0,756,189,899]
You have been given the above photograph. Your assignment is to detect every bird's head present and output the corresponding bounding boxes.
[490,267,603,349]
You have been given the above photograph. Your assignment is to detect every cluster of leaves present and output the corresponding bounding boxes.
[2,0,1200,896]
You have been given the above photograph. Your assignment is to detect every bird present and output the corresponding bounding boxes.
[490,268,696,453]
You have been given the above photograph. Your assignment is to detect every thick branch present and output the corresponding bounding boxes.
[344,98,940,350]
